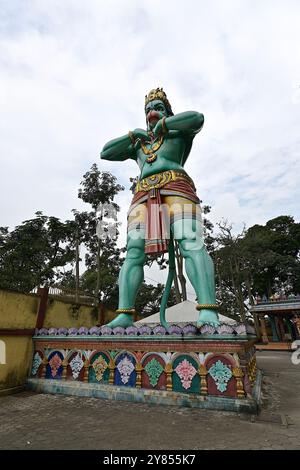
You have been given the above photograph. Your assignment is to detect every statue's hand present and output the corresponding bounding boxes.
[133,128,149,141]
[153,118,166,138]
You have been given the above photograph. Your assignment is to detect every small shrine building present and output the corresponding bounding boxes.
[251,296,300,350]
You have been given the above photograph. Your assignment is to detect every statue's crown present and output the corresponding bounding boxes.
[144,87,173,115]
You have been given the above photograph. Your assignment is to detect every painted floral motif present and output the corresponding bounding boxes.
[135,351,144,362]
[58,327,68,335]
[208,360,232,392]
[31,352,42,376]
[109,350,118,359]
[174,359,197,390]
[117,356,135,384]
[153,325,166,335]
[92,355,108,381]
[165,352,172,362]
[70,352,84,379]
[48,328,58,336]
[68,328,78,336]
[125,326,138,335]
[200,325,216,335]
[182,324,197,335]
[144,358,164,387]
[113,327,125,335]
[217,324,233,335]
[167,325,182,335]
[85,350,94,360]
[89,326,101,336]
[137,326,152,335]
[38,328,48,336]
[234,324,246,335]
[49,353,62,378]
[78,327,89,335]
[100,326,112,335]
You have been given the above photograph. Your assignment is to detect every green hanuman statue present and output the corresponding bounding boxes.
[100,88,220,328]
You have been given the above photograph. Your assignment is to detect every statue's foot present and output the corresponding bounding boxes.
[106,313,134,329]
[197,309,220,328]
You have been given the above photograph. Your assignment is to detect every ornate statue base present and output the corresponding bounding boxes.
[28,323,261,414]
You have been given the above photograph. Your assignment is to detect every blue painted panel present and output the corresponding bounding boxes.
[114,352,136,387]
[46,351,64,380]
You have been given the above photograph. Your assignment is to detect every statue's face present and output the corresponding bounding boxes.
[145,99,167,130]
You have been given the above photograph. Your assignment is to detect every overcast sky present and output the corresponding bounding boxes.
[1,0,300,292]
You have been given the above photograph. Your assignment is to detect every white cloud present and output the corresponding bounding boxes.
[1,0,300,288]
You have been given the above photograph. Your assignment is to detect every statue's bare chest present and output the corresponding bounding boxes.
[136,135,186,171]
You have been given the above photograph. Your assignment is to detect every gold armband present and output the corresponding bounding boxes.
[196,304,220,311]
[115,308,136,315]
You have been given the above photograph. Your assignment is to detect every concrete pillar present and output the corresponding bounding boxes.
[284,316,293,341]
[294,316,300,337]
[277,316,286,341]
[269,315,279,342]
[36,287,49,329]
[253,313,262,340]
[259,315,269,344]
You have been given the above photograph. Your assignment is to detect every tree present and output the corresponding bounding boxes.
[241,215,300,297]
[73,164,125,305]
[213,215,300,323]
[0,212,75,292]
[214,221,248,323]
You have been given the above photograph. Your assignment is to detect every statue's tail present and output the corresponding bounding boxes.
[159,234,175,329]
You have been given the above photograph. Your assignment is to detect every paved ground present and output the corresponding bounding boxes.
[0,351,299,450]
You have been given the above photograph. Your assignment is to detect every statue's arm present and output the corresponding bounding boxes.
[156,111,204,136]
[100,134,136,161]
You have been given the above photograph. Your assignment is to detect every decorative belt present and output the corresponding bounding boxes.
[135,170,195,193]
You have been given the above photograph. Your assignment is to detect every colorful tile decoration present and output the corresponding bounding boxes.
[135,351,144,362]
[69,352,84,379]
[109,350,118,359]
[31,352,42,376]
[117,356,135,384]
[92,355,108,382]
[137,325,152,335]
[33,333,257,402]
[125,326,138,335]
[113,327,125,335]
[144,358,164,387]
[34,322,250,337]
[174,359,197,390]
[208,360,233,392]
[49,353,62,378]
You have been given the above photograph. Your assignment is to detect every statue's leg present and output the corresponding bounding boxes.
[106,227,146,328]
[173,218,220,327]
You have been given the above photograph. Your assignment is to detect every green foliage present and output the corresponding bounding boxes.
[72,163,125,304]
[0,212,75,292]
[78,163,124,209]
[239,215,300,296]
[214,215,300,321]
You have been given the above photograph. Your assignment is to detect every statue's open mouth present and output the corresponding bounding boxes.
[147,110,160,124]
